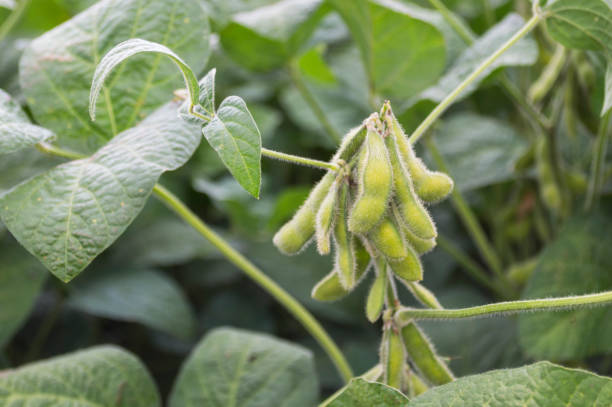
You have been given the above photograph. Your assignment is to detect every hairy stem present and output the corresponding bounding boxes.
[288,59,341,144]
[395,290,612,322]
[409,12,543,144]
[261,147,339,171]
[0,0,30,43]
[152,184,353,382]
[585,111,611,211]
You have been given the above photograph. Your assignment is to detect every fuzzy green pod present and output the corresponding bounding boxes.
[315,177,341,255]
[333,183,356,289]
[388,245,423,282]
[348,123,393,234]
[400,322,454,385]
[273,172,335,254]
[403,226,436,255]
[381,326,405,389]
[368,216,408,261]
[535,137,562,212]
[405,367,429,397]
[386,111,453,203]
[386,133,436,240]
[366,267,387,322]
[404,282,442,309]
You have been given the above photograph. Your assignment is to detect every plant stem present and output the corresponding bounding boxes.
[152,184,354,382]
[288,59,341,144]
[395,290,612,322]
[35,142,85,160]
[261,147,339,171]
[0,0,30,43]
[585,111,611,211]
[409,12,543,144]
[426,139,505,280]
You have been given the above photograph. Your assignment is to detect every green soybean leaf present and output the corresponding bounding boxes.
[409,362,612,406]
[0,239,47,348]
[68,268,196,340]
[89,39,200,120]
[0,89,55,155]
[324,378,409,407]
[518,212,612,360]
[329,0,446,100]
[430,113,527,191]
[202,96,262,198]
[0,346,160,406]
[0,100,201,282]
[219,0,330,71]
[19,0,210,153]
[168,327,318,407]
[178,68,217,126]
[417,14,538,104]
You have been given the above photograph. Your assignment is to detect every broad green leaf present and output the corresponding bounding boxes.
[0,88,54,155]
[19,0,210,153]
[219,0,330,71]
[0,238,47,348]
[329,0,446,100]
[518,213,612,360]
[202,96,262,198]
[68,268,196,340]
[298,46,336,85]
[89,39,200,120]
[417,14,538,104]
[0,100,201,282]
[410,362,612,406]
[430,113,527,191]
[325,378,409,407]
[0,346,160,406]
[168,327,318,407]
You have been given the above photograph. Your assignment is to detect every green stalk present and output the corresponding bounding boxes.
[585,111,611,211]
[395,290,612,322]
[410,10,544,144]
[261,147,339,171]
[0,0,30,43]
[288,59,341,144]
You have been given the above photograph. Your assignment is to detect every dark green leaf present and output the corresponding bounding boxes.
[68,269,196,340]
[219,0,329,71]
[168,327,318,407]
[0,346,160,406]
[518,212,612,360]
[202,96,262,198]
[0,238,47,348]
[0,88,55,155]
[410,362,612,406]
[0,100,201,282]
[325,378,409,407]
[19,0,210,153]
[430,113,527,191]
[329,0,446,100]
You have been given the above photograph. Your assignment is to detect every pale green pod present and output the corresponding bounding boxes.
[348,124,393,234]
[315,177,341,255]
[386,133,436,239]
[332,124,367,162]
[365,267,387,322]
[386,110,453,203]
[404,282,442,309]
[400,322,454,385]
[536,138,562,212]
[405,367,429,397]
[403,226,436,255]
[334,183,356,289]
[273,172,335,254]
[388,245,423,282]
[381,326,405,389]
[368,216,408,261]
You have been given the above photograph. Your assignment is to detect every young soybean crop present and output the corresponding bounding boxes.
[0,0,611,405]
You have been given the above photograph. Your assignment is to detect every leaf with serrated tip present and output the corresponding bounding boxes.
[202,96,262,198]
[0,100,201,282]
[0,89,55,155]
[0,346,160,406]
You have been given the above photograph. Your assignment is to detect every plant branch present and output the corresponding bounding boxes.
[585,110,611,211]
[288,59,341,144]
[261,147,339,171]
[0,0,30,43]
[409,12,543,144]
[395,290,612,322]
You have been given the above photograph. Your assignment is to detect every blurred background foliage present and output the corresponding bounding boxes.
[1,0,611,398]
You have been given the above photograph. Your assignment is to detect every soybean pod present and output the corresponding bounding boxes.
[381,325,406,389]
[315,176,341,255]
[333,182,356,289]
